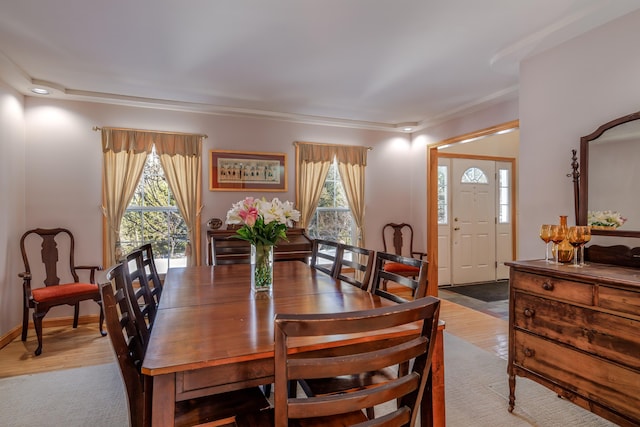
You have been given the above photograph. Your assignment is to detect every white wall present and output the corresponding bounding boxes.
[0,81,26,336]
[518,9,640,258]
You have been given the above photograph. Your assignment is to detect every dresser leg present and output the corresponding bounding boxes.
[508,374,516,412]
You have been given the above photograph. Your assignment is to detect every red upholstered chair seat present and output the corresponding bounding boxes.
[383,261,420,275]
[32,283,99,302]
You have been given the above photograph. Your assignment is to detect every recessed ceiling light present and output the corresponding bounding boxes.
[403,127,413,132]
[31,87,50,95]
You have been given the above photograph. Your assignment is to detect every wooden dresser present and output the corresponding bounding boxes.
[506,259,640,426]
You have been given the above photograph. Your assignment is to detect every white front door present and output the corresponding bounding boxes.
[451,159,496,284]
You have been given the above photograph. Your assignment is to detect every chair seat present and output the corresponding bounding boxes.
[31,283,99,302]
[383,261,420,275]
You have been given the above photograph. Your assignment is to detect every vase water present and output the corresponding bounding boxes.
[251,243,274,293]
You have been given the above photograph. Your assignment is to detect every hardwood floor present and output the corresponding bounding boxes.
[0,297,508,378]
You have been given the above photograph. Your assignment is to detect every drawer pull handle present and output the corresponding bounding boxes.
[524,348,535,358]
[523,308,535,318]
[541,281,554,291]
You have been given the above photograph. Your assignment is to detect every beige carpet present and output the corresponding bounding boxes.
[0,333,619,426]
[442,333,616,426]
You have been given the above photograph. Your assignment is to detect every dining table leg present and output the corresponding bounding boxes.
[421,321,445,427]
[152,373,176,426]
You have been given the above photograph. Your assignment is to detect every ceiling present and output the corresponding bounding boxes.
[1,1,639,132]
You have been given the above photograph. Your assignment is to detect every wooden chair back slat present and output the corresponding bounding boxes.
[371,252,429,303]
[334,244,374,290]
[310,239,340,277]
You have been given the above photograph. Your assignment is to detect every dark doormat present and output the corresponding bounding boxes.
[445,280,509,302]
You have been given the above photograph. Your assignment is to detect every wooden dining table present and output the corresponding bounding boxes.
[142,261,444,426]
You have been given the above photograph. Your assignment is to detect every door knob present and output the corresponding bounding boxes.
[454,227,460,231]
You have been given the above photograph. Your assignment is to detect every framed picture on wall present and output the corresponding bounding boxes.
[209,150,287,191]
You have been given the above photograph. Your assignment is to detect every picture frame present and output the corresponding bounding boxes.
[209,150,287,192]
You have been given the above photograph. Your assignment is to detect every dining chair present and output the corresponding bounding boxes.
[124,247,159,329]
[300,251,429,417]
[382,223,427,280]
[333,243,374,290]
[19,227,105,356]
[309,239,340,276]
[274,297,441,426]
[371,252,429,303]
[100,279,273,427]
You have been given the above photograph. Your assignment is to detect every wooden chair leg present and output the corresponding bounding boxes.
[33,311,46,356]
[21,304,29,341]
[72,302,80,328]
[98,301,107,336]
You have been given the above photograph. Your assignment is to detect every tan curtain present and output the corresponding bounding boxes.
[155,134,203,267]
[101,129,154,268]
[336,145,368,248]
[295,143,334,228]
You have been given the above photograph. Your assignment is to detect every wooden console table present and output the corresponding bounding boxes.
[506,259,640,426]
[206,227,312,265]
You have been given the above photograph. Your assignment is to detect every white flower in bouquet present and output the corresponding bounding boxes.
[226,197,300,246]
[587,210,626,228]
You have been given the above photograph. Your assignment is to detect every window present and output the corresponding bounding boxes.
[119,148,187,273]
[498,168,510,223]
[437,165,448,225]
[307,160,356,245]
[460,167,488,184]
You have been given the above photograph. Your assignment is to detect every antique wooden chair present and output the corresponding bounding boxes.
[19,227,105,356]
[274,297,441,426]
[382,223,427,279]
[309,239,340,276]
[100,279,272,427]
[333,243,375,290]
[371,252,429,303]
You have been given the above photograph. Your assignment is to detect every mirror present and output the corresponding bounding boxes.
[578,111,640,237]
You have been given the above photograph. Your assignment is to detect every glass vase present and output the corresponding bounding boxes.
[251,243,274,293]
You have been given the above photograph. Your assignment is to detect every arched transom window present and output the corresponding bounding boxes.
[460,167,488,184]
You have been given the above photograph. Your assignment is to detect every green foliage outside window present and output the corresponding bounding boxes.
[307,161,355,245]
[119,149,187,271]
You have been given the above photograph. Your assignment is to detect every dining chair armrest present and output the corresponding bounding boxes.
[75,265,103,284]
[412,251,427,260]
[19,272,33,296]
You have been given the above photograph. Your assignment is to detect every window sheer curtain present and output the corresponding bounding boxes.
[101,128,203,268]
[101,129,154,268]
[155,134,203,266]
[295,142,368,247]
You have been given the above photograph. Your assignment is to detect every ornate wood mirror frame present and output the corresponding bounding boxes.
[578,111,640,238]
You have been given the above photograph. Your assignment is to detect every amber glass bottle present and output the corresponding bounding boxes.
[555,215,574,263]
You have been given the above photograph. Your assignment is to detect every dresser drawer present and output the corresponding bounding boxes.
[514,292,640,370]
[510,270,593,305]
[598,285,640,317]
[513,330,640,422]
